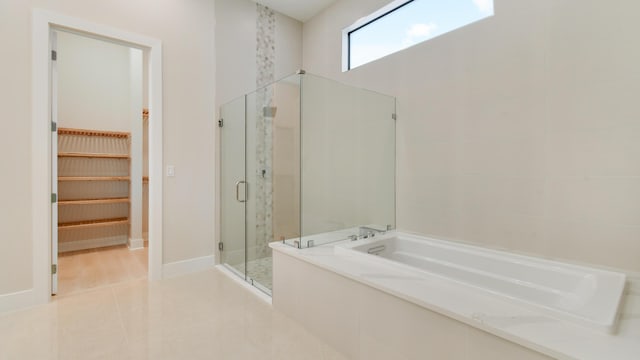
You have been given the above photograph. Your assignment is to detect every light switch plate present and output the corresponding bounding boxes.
[166,165,175,177]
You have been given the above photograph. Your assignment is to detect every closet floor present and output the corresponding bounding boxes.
[58,245,148,296]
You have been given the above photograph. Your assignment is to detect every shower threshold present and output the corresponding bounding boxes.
[224,256,273,296]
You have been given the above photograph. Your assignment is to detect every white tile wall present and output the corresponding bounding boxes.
[302,0,640,272]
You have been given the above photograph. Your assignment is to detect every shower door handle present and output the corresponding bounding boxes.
[235,180,247,203]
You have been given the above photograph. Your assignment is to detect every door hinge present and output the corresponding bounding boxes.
[218,118,224,128]
[51,121,57,132]
[51,193,57,203]
[392,113,397,120]
[51,264,57,275]
[218,242,224,251]
[51,50,57,61]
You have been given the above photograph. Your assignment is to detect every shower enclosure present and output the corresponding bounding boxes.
[219,71,395,295]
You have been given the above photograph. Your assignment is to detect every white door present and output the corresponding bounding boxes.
[50,30,59,295]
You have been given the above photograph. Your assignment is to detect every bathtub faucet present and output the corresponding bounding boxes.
[358,226,385,239]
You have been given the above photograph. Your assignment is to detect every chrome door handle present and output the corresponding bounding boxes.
[235,180,247,202]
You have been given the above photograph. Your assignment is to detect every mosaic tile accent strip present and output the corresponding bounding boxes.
[256,4,275,89]
[255,3,275,259]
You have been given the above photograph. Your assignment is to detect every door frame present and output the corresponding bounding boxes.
[32,9,164,303]
[50,29,58,294]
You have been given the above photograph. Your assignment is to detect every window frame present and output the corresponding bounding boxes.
[342,0,494,71]
[342,0,415,72]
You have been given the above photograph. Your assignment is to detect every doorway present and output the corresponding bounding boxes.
[32,10,164,303]
[51,30,148,295]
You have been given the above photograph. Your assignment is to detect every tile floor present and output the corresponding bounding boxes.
[58,245,148,296]
[0,269,349,360]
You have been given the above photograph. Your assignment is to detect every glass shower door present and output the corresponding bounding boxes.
[220,96,247,278]
[220,74,301,296]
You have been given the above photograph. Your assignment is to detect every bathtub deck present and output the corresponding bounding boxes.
[271,236,640,360]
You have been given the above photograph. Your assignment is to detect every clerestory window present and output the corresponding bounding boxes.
[343,0,494,71]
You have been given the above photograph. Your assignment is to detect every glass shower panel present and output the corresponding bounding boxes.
[244,74,301,294]
[300,74,395,247]
[244,88,265,292]
[220,95,246,277]
[272,76,301,243]
[220,71,394,293]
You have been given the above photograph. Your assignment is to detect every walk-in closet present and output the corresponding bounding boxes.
[53,30,148,295]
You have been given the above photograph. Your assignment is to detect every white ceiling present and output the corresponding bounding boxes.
[253,0,338,22]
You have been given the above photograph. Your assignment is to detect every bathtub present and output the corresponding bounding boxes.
[336,232,627,333]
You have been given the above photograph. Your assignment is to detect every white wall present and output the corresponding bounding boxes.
[57,32,132,131]
[0,0,37,294]
[302,0,640,272]
[215,0,302,109]
[0,0,215,297]
[215,0,256,109]
[274,9,303,81]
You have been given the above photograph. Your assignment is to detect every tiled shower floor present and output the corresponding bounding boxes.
[232,256,273,292]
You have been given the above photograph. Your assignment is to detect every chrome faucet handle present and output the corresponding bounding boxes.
[359,226,383,237]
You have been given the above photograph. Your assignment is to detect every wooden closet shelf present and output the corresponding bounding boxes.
[58,127,130,138]
[58,176,131,182]
[58,152,130,159]
[58,198,130,205]
[58,217,129,230]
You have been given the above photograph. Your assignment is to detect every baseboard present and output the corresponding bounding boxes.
[59,236,127,253]
[0,288,38,314]
[128,237,145,250]
[162,255,215,279]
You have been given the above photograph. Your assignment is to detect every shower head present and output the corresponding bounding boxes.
[263,106,277,118]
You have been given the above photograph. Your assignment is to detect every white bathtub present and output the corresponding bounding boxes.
[336,232,626,333]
